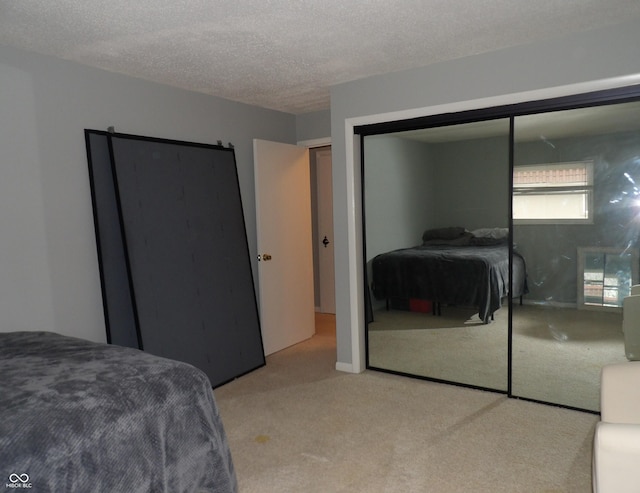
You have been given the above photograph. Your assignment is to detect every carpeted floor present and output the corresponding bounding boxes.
[368,304,627,411]
[215,313,598,493]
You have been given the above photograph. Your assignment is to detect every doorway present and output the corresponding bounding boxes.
[310,145,336,315]
[253,139,335,356]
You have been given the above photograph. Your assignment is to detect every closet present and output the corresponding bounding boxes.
[360,87,640,412]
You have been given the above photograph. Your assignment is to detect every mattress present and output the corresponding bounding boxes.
[0,331,237,493]
[371,244,527,323]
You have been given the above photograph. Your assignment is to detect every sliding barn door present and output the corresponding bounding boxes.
[86,130,264,388]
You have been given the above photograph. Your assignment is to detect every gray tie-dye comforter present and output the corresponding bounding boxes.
[0,331,237,492]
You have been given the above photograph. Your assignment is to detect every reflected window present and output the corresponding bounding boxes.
[513,161,593,223]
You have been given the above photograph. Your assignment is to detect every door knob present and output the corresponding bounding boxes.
[322,236,330,248]
[257,253,272,261]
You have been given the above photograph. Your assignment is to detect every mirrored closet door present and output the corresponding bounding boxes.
[362,89,640,412]
[363,118,511,392]
[511,100,640,411]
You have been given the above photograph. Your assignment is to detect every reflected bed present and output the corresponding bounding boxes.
[371,227,528,323]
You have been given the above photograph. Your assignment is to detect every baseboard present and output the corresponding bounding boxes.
[335,361,356,373]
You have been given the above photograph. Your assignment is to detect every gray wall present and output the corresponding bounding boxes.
[330,20,640,370]
[297,110,331,142]
[0,44,298,342]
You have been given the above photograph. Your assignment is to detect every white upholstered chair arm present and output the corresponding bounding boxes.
[593,422,640,493]
[600,361,640,423]
[623,295,640,361]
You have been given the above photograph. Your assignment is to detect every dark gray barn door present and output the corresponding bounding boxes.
[86,130,265,387]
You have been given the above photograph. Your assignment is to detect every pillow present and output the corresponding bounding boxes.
[423,234,473,246]
[470,227,509,246]
[421,226,468,242]
[470,236,505,246]
[471,227,509,240]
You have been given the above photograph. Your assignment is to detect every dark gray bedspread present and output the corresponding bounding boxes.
[0,331,237,493]
[371,244,527,323]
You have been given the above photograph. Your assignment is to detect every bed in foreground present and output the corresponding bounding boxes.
[0,331,236,493]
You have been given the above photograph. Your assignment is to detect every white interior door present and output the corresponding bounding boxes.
[316,149,336,314]
[253,139,315,355]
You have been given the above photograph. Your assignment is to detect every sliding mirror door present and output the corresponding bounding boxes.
[512,100,640,411]
[364,118,512,391]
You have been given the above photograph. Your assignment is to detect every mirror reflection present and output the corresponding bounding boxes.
[364,119,511,391]
[512,100,640,411]
[364,98,640,412]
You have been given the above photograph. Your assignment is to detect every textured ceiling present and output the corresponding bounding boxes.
[1,1,640,115]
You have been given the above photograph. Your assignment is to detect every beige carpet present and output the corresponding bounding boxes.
[369,307,509,391]
[215,313,598,493]
[368,304,627,411]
